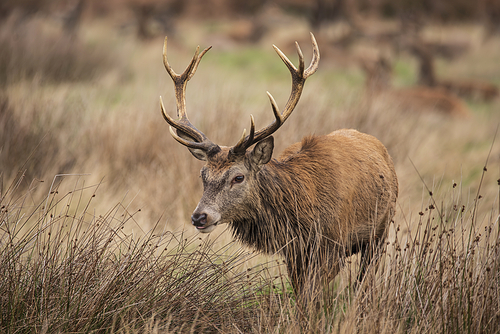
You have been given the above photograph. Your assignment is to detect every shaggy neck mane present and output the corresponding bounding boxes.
[230,137,324,255]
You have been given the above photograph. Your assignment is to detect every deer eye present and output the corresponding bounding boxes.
[232,175,245,185]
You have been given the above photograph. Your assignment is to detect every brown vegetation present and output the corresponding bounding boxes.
[1,5,500,332]
[0,179,266,333]
[0,14,114,85]
[1,152,499,332]
[411,41,499,101]
[362,54,471,117]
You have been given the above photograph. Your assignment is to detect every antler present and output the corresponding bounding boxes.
[231,32,320,155]
[160,37,219,154]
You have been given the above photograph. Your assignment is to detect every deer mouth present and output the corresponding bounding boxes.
[195,221,219,233]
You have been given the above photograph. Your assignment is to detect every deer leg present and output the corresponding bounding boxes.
[356,225,387,285]
[286,254,306,295]
[356,242,371,284]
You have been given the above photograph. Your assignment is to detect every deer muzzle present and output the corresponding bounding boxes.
[191,207,221,233]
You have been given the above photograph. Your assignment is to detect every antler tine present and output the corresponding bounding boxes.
[187,46,211,80]
[163,38,212,81]
[234,115,256,151]
[162,37,182,79]
[161,37,217,154]
[304,32,320,78]
[232,33,320,154]
[160,97,211,150]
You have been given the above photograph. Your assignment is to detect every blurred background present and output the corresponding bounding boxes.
[1,0,500,241]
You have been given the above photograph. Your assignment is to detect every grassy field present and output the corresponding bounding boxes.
[1,13,500,333]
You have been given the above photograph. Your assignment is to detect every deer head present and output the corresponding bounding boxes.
[161,34,319,232]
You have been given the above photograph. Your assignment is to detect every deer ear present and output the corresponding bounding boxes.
[250,136,274,166]
[176,130,207,161]
[187,148,207,161]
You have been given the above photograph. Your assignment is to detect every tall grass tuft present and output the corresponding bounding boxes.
[327,156,500,333]
[0,174,271,333]
[1,17,500,331]
[0,94,78,188]
[2,166,499,333]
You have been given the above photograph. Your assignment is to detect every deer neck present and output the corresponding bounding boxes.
[230,160,315,254]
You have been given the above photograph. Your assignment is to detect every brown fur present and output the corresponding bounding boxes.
[193,130,398,297]
[162,35,397,301]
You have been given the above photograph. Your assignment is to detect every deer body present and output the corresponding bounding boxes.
[226,131,396,291]
[160,34,398,295]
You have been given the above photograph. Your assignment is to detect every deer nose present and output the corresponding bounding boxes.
[191,213,207,227]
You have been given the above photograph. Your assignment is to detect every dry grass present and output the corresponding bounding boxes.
[1,14,500,333]
[0,14,116,85]
[2,152,500,333]
[0,175,275,333]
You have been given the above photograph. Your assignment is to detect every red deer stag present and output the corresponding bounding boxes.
[160,34,398,299]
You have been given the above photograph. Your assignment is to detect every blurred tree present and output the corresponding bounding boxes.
[482,0,500,39]
[61,0,85,35]
[229,0,267,16]
[0,0,51,20]
[310,0,358,30]
[128,0,183,39]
